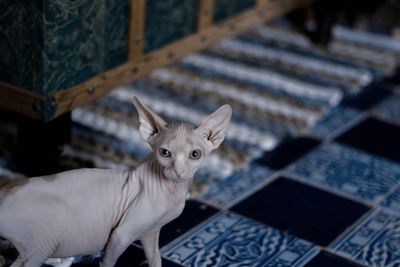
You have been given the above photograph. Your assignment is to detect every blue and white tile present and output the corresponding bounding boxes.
[162,211,318,267]
[310,106,364,140]
[199,164,274,209]
[380,186,400,216]
[286,143,400,204]
[374,93,400,126]
[330,209,400,267]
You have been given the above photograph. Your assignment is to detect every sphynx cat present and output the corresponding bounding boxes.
[0,97,232,267]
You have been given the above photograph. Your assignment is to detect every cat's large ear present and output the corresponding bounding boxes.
[132,96,167,145]
[196,105,232,151]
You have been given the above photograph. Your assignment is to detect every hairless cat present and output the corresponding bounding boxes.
[0,97,232,267]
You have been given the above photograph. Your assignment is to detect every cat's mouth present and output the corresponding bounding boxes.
[164,168,188,182]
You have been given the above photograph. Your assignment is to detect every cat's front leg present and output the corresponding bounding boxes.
[140,229,161,267]
[100,229,133,267]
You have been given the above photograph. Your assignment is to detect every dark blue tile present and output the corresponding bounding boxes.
[385,66,400,85]
[374,93,400,126]
[336,117,400,163]
[231,177,370,246]
[159,200,218,247]
[256,137,320,170]
[305,252,366,267]
[343,81,392,110]
[70,245,183,267]
[311,106,363,139]
[115,245,184,267]
[200,163,274,209]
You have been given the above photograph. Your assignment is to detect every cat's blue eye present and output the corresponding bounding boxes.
[189,149,202,160]
[159,148,171,158]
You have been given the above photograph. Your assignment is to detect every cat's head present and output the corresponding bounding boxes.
[133,96,231,182]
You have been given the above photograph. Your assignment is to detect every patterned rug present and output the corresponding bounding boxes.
[1,21,400,267]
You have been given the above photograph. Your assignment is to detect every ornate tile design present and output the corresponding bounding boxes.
[162,211,318,267]
[159,200,219,248]
[200,164,274,209]
[231,177,369,246]
[311,107,363,139]
[380,187,400,215]
[374,93,400,126]
[287,143,400,204]
[330,209,400,267]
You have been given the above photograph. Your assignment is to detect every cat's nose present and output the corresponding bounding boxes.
[173,154,186,177]
[173,167,185,178]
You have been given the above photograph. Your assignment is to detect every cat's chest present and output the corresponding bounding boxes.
[157,191,186,220]
[142,188,186,230]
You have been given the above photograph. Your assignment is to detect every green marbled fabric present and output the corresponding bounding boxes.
[43,0,129,94]
[0,0,128,95]
[0,0,44,92]
[104,0,129,71]
[214,0,255,23]
[144,0,198,53]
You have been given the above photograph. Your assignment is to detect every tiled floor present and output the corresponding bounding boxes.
[1,22,400,267]
[160,109,400,267]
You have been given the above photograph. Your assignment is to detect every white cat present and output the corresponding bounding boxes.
[0,97,232,267]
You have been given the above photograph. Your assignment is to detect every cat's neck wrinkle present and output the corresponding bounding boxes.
[133,156,191,198]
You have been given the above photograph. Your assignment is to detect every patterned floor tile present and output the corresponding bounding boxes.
[256,137,320,170]
[342,82,392,110]
[159,200,219,248]
[380,186,400,215]
[287,143,400,204]
[304,251,366,267]
[374,93,400,126]
[330,209,400,267]
[200,163,274,209]
[231,177,369,246]
[162,211,318,267]
[310,106,364,140]
[336,117,400,163]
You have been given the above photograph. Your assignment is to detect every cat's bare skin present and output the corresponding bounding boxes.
[0,97,232,267]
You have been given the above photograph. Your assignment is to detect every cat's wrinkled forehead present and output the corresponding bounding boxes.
[164,123,196,141]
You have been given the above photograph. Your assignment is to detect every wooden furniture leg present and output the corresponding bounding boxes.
[16,113,71,176]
